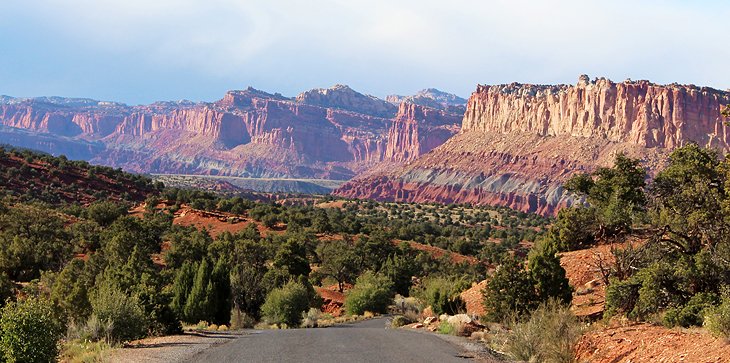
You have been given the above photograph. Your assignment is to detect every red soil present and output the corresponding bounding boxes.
[171,206,274,238]
[397,240,479,265]
[0,155,154,205]
[315,200,348,209]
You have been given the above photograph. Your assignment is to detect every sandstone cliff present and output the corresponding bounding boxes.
[462,76,730,149]
[335,76,730,214]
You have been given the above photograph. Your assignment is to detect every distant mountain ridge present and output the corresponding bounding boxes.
[387,88,467,114]
[0,85,465,181]
[296,84,399,118]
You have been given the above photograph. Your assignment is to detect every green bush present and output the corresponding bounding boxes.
[604,277,641,319]
[528,241,572,305]
[437,320,455,335]
[705,294,730,338]
[183,259,213,324]
[482,257,539,322]
[664,292,718,328]
[416,276,469,316]
[84,201,128,227]
[500,300,584,363]
[0,297,64,363]
[344,271,393,315]
[261,280,311,327]
[545,207,596,252]
[50,259,91,323]
[90,282,147,343]
[302,308,323,328]
[0,273,13,308]
[67,314,114,343]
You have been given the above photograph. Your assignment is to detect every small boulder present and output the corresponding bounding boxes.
[423,316,437,325]
[439,314,450,322]
[412,323,424,329]
[447,314,472,326]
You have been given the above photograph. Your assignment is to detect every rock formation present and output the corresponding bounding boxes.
[335,76,730,215]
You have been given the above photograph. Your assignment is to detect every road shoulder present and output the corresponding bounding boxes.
[107,330,246,363]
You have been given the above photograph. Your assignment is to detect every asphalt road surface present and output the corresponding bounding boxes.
[187,318,486,363]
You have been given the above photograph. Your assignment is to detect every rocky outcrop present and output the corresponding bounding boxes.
[336,76,730,215]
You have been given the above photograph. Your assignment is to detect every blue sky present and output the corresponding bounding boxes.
[1,0,728,105]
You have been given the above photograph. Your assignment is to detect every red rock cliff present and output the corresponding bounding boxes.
[462,76,730,150]
[336,76,730,215]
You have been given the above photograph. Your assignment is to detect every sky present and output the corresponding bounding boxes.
[0,0,728,105]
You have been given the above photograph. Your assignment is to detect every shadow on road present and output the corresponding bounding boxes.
[123,331,244,350]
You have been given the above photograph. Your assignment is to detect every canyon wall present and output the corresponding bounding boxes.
[335,76,730,215]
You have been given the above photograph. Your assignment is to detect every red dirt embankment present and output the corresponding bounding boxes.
[172,208,263,238]
[559,243,621,319]
[314,284,350,317]
[456,241,610,319]
[460,280,487,316]
[560,242,730,362]
[575,323,729,363]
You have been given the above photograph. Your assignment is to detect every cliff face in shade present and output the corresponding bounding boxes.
[384,102,461,162]
[0,87,463,180]
[335,76,730,215]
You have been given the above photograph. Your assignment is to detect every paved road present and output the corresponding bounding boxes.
[187,318,485,363]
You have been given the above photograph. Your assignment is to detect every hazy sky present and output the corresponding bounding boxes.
[1,0,728,104]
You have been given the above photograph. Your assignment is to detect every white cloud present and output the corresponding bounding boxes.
[1,0,728,102]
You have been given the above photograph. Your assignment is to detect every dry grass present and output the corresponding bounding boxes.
[59,340,113,363]
[496,300,585,363]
